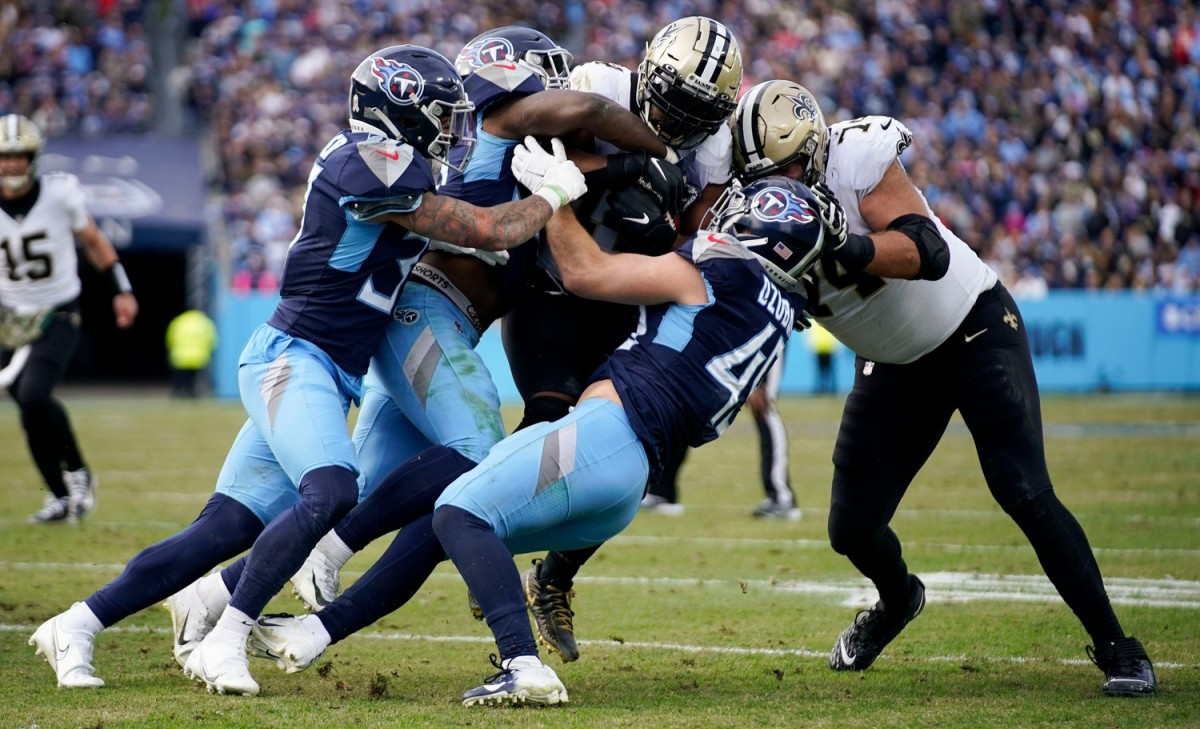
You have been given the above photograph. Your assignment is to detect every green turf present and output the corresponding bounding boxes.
[2,391,1198,728]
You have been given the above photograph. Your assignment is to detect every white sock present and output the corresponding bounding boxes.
[65,602,104,635]
[209,606,254,644]
[196,572,232,616]
[317,529,354,569]
[503,654,542,670]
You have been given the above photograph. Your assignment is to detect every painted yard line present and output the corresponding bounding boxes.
[5,561,1199,609]
[612,534,1200,558]
[0,623,1192,671]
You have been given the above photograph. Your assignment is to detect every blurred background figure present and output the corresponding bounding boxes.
[808,321,840,394]
[165,308,217,398]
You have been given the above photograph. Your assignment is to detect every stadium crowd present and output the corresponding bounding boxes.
[2,0,1198,293]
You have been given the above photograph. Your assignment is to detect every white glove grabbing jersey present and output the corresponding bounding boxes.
[510,136,587,210]
[813,116,997,364]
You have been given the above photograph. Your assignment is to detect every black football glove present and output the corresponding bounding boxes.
[604,184,679,256]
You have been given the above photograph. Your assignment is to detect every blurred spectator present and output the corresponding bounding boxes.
[165,308,218,398]
[3,1,1199,294]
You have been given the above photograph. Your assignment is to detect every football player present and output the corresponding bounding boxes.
[28,44,587,695]
[0,114,138,524]
[509,15,745,662]
[167,26,680,656]
[730,79,1156,696]
[246,172,825,706]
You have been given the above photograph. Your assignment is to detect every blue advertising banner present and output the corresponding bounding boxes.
[214,290,1200,399]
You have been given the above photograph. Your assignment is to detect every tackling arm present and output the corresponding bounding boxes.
[545,206,708,306]
[486,90,670,158]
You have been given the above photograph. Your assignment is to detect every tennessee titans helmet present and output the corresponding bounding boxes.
[0,114,44,191]
[348,45,476,171]
[454,26,573,88]
[706,176,826,291]
[637,16,743,150]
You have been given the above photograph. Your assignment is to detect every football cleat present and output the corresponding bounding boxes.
[829,576,925,671]
[29,608,105,688]
[639,493,685,516]
[183,636,259,696]
[290,547,340,612]
[461,654,568,707]
[1088,636,1157,696]
[751,498,802,521]
[467,590,485,621]
[164,579,216,669]
[63,468,96,520]
[28,494,70,524]
[523,559,579,662]
[248,613,330,674]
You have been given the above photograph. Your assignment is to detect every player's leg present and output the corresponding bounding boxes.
[433,398,647,704]
[749,356,799,520]
[956,285,1154,695]
[10,307,93,522]
[185,332,359,695]
[826,354,954,671]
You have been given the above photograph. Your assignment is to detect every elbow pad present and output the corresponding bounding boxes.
[888,213,950,280]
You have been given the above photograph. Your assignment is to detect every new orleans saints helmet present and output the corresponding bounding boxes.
[637,16,743,150]
[0,114,44,191]
[454,26,573,89]
[706,176,826,292]
[731,80,827,186]
[348,45,476,172]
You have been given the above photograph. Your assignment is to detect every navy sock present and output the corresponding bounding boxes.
[433,505,536,661]
[85,494,264,627]
[319,512,445,643]
[337,446,477,552]
[220,555,247,594]
[228,465,357,618]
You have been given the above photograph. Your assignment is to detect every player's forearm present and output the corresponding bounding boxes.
[862,230,921,278]
[580,96,669,156]
[408,194,552,252]
[545,208,606,289]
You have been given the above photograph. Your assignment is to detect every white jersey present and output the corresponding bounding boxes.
[0,172,90,310]
[813,116,997,364]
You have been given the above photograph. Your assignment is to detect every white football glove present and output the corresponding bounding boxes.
[511,136,587,210]
[428,239,510,266]
[811,181,848,251]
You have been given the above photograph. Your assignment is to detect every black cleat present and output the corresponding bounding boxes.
[829,576,925,671]
[522,559,579,662]
[1088,636,1157,696]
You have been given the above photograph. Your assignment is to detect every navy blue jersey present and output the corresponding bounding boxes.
[594,232,800,480]
[268,131,435,375]
[437,63,547,314]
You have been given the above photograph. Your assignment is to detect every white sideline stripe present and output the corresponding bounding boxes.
[0,623,1191,671]
[5,561,1200,609]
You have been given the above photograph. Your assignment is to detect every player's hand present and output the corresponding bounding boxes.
[113,293,138,329]
[635,157,695,218]
[811,181,847,251]
[511,136,587,210]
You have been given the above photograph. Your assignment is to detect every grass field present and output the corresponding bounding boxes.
[2,390,1198,728]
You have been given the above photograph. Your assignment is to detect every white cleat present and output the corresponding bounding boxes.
[183,637,260,696]
[164,580,216,669]
[63,468,97,520]
[461,655,569,707]
[290,548,341,612]
[29,609,105,688]
[248,613,330,673]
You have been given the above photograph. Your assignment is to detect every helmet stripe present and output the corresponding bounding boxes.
[738,82,770,168]
[695,18,731,86]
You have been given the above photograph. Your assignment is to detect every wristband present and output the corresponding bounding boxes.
[534,184,569,210]
[105,262,133,296]
[833,233,876,273]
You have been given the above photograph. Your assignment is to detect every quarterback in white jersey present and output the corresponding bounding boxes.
[0,113,138,524]
[730,80,1156,697]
